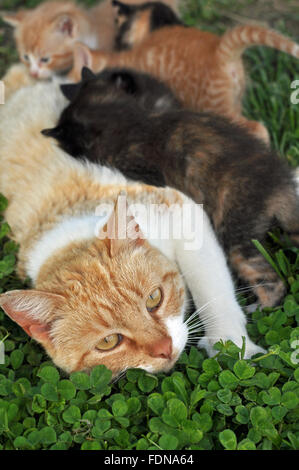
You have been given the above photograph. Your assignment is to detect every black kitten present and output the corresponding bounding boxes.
[43,67,180,162]
[42,68,299,308]
[112,0,183,50]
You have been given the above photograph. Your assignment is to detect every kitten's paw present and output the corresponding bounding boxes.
[2,64,37,101]
[198,335,266,359]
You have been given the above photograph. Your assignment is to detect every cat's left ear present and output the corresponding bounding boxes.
[54,14,77,38]
[2,10,27,27]
[111,71,137,95]
[112,0,135,16]
[98,192,145,258]
[81,67,96,82]
[0,289,66,347]
[41,126,62,139]
[60,83,81,101]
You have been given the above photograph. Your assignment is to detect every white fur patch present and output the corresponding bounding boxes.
[27,214,107,282]
[166,315,188,356]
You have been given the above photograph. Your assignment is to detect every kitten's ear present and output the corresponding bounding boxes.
[111,71,137,94]
[0,290,65,347]
[1,10,27,27]
[60,83,81,101]
[112,0,135,16]
[41,126,62,139]
[72,43,93,79]
[99,192,145,258]
[54,14,77,38]
[81,67,95,82]
[72,43,107,83]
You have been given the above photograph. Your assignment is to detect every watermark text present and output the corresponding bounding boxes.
[94,195,204,251]
[0,81,4,105]
[291,80,299,104]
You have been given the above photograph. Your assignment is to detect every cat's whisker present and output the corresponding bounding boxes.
[187,327,205,334]
[184,280,271,330]
[112,368,128,384]
[180,267,274,299]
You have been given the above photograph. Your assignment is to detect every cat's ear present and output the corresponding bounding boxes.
[71,43,107,82]
[112,0,135,16]
[1,10,27,27]
[60,83,81,101]
[111,71,137,94]
[73,43,93,75]
[81,67,95,82]
[54,14,77,38]
[99,192,145,258]
[41,126,62,139]
[0,290,65,347]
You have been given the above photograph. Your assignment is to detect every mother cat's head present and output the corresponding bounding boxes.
[0,201,188,376]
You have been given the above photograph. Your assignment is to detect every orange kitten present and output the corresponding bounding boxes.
[0,69,264,374]
[69,2,299,142]
[2,0,179,80]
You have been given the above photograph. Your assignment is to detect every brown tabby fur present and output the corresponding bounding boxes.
[68,3,299,143]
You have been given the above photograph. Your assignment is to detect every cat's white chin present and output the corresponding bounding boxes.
[30,68,53,80]
[198,335,266,359]
[138,316,188,375]
[166,315,188,358]
[139,358,180,374]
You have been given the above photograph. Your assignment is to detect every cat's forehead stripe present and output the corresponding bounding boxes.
[162,271,178,283]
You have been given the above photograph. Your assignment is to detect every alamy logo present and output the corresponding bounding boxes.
[0,81,4,105]
[0,341,4,365]
[290,80,299,105]
[94,194,204,251]
[290,339,299,365]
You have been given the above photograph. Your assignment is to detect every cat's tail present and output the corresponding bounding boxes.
[216,25,299,63]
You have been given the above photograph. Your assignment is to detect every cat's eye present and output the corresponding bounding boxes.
[95,334,122,351]
[40,57,50,64]
[146,288,163,312]
[23,54,29,62]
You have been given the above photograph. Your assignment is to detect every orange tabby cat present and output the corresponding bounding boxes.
[1,0,179,79]
[0,67,264,374]
[68,2,299,142]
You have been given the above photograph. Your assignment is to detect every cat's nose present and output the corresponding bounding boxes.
[149,337,172,360]
[30,70,39,78]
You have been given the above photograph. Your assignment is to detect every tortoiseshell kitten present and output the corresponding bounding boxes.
[113,0,183,50]
[43,68,299,308]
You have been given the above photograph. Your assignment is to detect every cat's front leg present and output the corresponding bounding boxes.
[173,198,265,358]
[1,64,37,101]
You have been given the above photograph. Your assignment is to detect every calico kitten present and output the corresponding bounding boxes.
[0,68,263,375]
[1,0,179,80]
[68,2,299,143]
[44,68,299,308]
[113,0,183,50]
